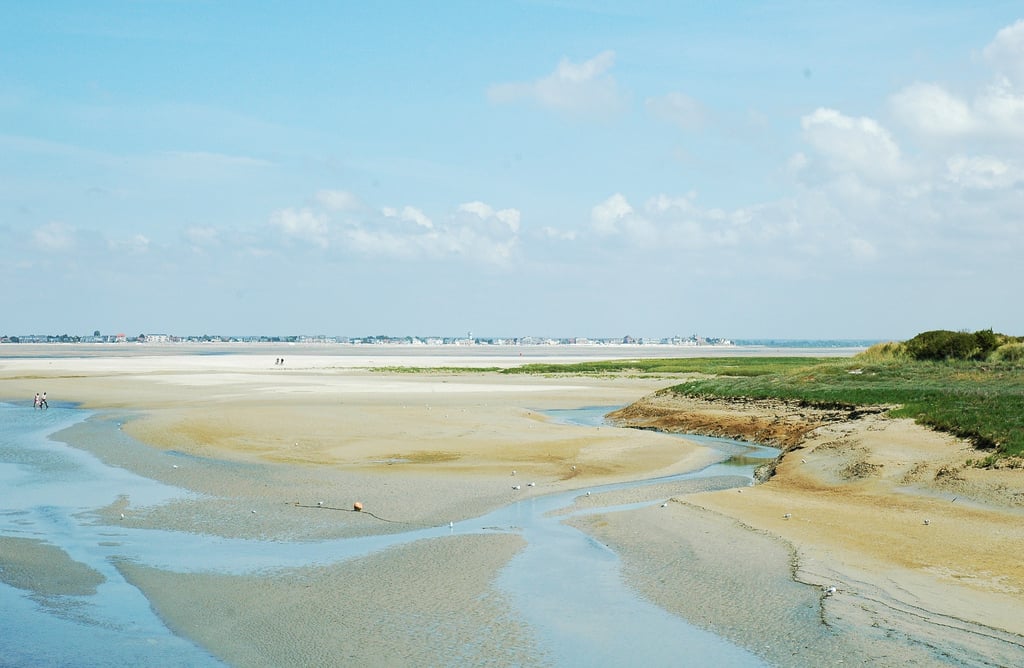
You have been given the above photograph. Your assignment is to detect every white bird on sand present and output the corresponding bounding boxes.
[586,491,591,496]
[172,464,179,469]
[823,585,837,597]
[317,501,324,507]
[512,485,521,490]
[512,470,516,476]
[449,521,454,528]
[783,513,792,519]
[251,509,257,514]
[661,502,668,508]
[119,513,125,520]
[527,482,536,487]
[923,519,930,525]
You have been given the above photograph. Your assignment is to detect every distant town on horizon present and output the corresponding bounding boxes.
[1,332,884,348]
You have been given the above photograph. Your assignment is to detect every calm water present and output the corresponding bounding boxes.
[0,402,777,666]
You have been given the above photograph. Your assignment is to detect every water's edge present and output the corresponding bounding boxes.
[1,403,778,666]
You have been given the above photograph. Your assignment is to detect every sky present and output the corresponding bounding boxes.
[2,1,1023,340]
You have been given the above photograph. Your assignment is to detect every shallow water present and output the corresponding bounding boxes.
[0,402,777,666]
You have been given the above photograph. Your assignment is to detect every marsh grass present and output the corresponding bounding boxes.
[501,358,818,377]
[508,356,1024,462]
[373,355,1023,462]
[371,366,502,374]
[661,358,1024,460]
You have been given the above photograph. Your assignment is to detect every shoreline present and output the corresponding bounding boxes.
[3,349,1022,665]
[609,391,1024,663]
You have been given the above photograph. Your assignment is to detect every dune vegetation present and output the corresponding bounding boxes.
[506,330,1024,464]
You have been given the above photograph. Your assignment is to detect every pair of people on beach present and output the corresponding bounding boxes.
[34,392,48,409]
[274,357,285,366]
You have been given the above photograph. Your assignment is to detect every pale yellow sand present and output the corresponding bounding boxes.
[3,344,1022,665]
[610,393,1024,664]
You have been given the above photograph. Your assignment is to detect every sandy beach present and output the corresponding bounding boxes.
[2,344,1022,666]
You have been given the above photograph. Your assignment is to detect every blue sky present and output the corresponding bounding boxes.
[2,2,1023,340]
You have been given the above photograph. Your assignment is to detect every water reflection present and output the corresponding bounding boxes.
[1,403,775,666]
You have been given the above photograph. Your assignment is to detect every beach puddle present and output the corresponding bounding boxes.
[0,402,775,666]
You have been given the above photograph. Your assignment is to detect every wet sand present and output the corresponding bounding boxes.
[115,534,534,667]
[2,344,1022,665]
[610,393,1024,666]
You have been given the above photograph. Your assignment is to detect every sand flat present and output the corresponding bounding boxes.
[3,344,1023,664]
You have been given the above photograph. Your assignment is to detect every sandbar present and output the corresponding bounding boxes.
[2,344,1022,665]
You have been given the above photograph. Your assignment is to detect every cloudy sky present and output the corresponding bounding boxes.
[2,2,1023,340]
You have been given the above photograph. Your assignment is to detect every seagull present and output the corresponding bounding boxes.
[923,519,930,525]
[783,513,792,519]
[527,482,536,487]
[661,502,668,508]
[823,586,837,597]
[449,521,454,528]
[586,491,591,496]
[801,459,807,464]
[317,501,324,507]
[512,485,521,490]
[512,470,516,476]
[172,464,179,469]
[251,509,257,514]
[119,513,125,520]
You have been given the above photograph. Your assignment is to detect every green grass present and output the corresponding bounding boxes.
[369,355,1024,462]
[661,358,1024,461]
[501,357,821,376]
[370,366,502,374]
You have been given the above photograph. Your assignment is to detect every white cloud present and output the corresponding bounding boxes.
[32,222,76,252]
[591,193,634,235]
[891,79,1024,140]
[458,201,495,219]
[495,209,520,232]
[109,234,150,254]
[787,151,809,173]
[648,193,699,216]
[389,205,434,229]
[946,155,1024,190]
[588,192,755,252]
[539,226,577,241]
[645,92,704,130]
[458,200,521,233]
[973,78,1024,136]
[890,83,975,136]
[487,50,626,117]
[269,207,329,248]
[184,226,220,248]
[315,189,361,211]
[983,19,1024,87]
[801,108,905,180]
[271,194,520,266]
[848,238,878,261]
[891,20,1024,141]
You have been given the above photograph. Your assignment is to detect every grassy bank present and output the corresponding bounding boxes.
[506,356,1024,463]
